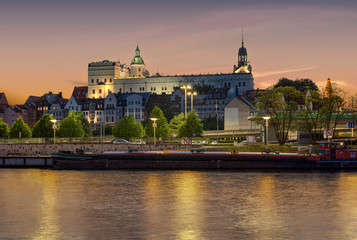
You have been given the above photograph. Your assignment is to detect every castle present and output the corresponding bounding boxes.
[87,38,254,98]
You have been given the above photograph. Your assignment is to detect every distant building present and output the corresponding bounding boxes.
[117,92,151,123]
[4,107,21,127]
[88,38,254,99]
[0,92,8,111]
[224,89,257,130]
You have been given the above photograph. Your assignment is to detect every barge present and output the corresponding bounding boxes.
[51,142,357,170]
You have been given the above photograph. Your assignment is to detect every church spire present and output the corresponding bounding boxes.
[323,78,333,98]
[241,27,244,47]
[135,45,140,57]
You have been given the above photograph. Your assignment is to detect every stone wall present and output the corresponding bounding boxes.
[0,143,184,156]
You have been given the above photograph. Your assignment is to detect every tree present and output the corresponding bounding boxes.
[68,111,92,137]
[145,106,169,139]
[0,118,9,138]
[9,117,31,138]
[146,95,180,122]
[169,112,184,136]
[294,78,318,91]
[274,78,318,91]
[298,90,325,143]
[255,86,303,145]
[57,116,84,139]
[178,111,204,138]
[274,78,294,89]
[202,117,224,130]
[113,115,144,140]
[32,114,54,138]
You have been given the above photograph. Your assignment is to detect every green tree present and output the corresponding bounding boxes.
[68,111,92,137]
[298,90,325,143]
[145,106,169,139]
[146,94,180,122]
[256,86,303,145]
[57,116,84,139]
[113,115,144,140]
[202,117,224,130]
[0,118,9,138]
[9,117,31,138]
[32,114,54,138]
[274,78,294,89]
[178,111,204,138]
[274,78,318,91]
[169,112,184,136]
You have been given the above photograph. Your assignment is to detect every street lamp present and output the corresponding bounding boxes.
[187,91,197,113]
[150,118,159,148]
[50,119,57,145]
[181,85,191,118]
[263,116,270,147]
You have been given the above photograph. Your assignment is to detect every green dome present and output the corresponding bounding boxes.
[131,45,145,65]
[131,56,145,65]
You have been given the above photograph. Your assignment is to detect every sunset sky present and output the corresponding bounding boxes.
[1,0,356,104]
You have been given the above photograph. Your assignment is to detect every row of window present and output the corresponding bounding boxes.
[37,106,49,111]
[91,78,113,84]
[127,100,141,105]
[224,82,246,87]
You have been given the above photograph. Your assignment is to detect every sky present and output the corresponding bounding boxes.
[1,0,356,104]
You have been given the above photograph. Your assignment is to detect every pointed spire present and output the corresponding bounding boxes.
[323,78,333,98]
[241,27,244,47]
[135,45,140,57]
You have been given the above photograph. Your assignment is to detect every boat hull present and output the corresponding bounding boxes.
[50,153,348,170]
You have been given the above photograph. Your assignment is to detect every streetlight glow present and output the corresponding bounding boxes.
[263,116,270,147]
[50,119,57,146]
[187,91,197,113]
[181,85,191,118]
[150,118,159,148]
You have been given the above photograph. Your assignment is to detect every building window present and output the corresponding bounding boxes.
[239,82,241,87]
[243,82,246,87]
[91,79,94,83]
[142,87,144,91]
[110,79,112,82]
[105,79,107,83]
[97,79,99,83]
[130,88,132,92]
[99,89,102,94]
[139,68,141,71]
[119,88,122,92]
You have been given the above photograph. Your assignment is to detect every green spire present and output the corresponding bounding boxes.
[135,45,140,57]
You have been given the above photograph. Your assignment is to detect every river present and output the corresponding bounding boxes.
[1,169,357,239]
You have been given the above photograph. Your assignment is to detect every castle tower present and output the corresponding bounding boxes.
[233,33,252,74]
[130,45,146,78]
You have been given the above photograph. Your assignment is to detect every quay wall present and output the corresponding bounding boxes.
[0,143,184,156]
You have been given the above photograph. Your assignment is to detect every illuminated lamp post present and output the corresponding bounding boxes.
[150,118,159,148]
[181,85,191,118]
[187,91,197,113]
[50,119,57,146]
[263,116,270,148]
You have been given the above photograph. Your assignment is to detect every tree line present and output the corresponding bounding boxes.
[0,106,204,141]
[255,78,350,145]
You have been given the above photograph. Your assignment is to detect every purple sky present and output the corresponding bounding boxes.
[1,0,356,104]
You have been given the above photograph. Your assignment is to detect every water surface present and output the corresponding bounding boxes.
[1,169,357,239]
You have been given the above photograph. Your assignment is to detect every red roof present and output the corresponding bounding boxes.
[72,86,88,101]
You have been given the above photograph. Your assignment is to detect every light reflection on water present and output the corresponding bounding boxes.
[1,169,357,239]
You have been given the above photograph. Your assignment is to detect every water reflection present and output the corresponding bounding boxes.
[1,170,357,239]
[32,171,62,240]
